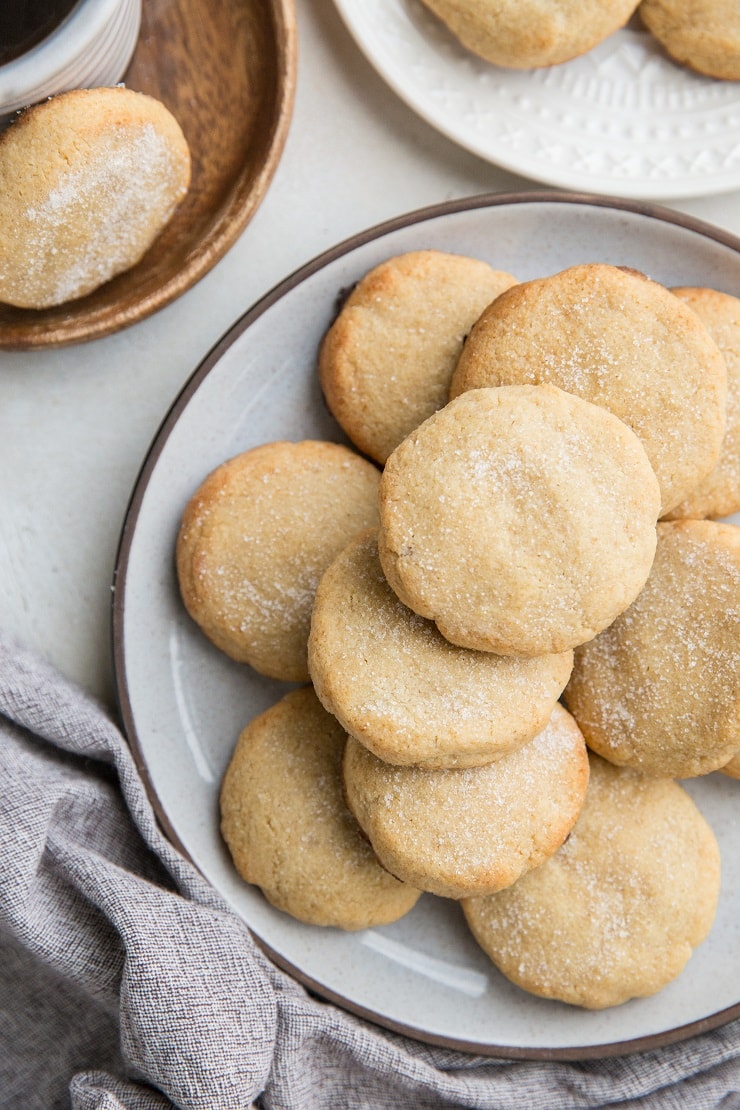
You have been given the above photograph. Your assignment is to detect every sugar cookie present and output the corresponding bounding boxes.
[564,520,740,778]
[0,86,191,308]
[309,529,573,768]
[220,687,421,930]
[176,440,380,682]
[450,263,727,516]
[663,288,740,521]
[720,752,740,779]
[463,755,721,1009]
[319,250,517,463]
[342,703,589,899]
[418,0,640,69]
[639,0,740,80]
[378,384,660,657]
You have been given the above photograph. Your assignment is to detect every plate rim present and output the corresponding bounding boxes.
[0,0,298,350]
[112,189,740,1060]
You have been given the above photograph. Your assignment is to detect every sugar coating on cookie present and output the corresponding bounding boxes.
[319,250,517,463]
[309,529,574,768]
[0,87,191,309]
[342,703,589,899]
[462,755,721,1009]
[663,288,740,521]
[220,687,420,930]
[418,0,640,68]
[564,520,740,778]
[450,263,728,516]
[378,384,660,657]
[176,440,380,682]
[639,0,740,80]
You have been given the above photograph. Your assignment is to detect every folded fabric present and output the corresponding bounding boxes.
[0,633,739,1110]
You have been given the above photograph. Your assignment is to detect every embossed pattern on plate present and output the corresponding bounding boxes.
[333,0,740,199]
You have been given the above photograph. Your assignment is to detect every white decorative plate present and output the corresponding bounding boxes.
[332,0,740,200]
[114,194,740,1058]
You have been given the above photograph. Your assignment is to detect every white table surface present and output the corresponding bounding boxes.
[2,0,740,709]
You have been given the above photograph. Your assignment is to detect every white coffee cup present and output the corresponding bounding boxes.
[0,0,142,121]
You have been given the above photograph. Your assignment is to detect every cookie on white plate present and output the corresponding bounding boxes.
[419,0,641,69]
[309,528,573,768]
[220,687,421,930]
[319,249,517,463]
[450,263,728,517]
[342,703,589,900]
[565,520,740,778]
[378,383,660,656]
[177,440,380,682]
[463,755,721,1009]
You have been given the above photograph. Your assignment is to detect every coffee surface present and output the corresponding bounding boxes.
[0,0,79,66]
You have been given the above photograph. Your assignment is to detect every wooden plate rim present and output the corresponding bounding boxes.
[0,0,298,350]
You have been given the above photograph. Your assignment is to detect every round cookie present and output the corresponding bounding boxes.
[450,263,728,517]
[0,87,191,309]
[564,520,740,778]
[418,0,640,69]
[342,703,589,899]
[309,529,574,768]
[664,288,740,521]
[720,751,740,779]
[220,687,421,930]
[462,755,721,1010]
[639,0,740,80]
[176,440,380,682]
[378,384,660,657]
[319,250,517,464]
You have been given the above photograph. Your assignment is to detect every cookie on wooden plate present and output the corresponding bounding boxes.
[0,86,191,308]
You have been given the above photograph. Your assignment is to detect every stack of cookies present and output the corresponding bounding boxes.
[177,250,739,1010]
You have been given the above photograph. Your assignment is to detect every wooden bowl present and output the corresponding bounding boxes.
[0,0,297,349]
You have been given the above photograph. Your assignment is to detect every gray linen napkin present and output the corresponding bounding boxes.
[1,633,739,1110]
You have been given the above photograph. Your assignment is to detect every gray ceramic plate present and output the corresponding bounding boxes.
[113,192,740,1059]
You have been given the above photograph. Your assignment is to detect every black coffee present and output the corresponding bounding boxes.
[0,0,80,65]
